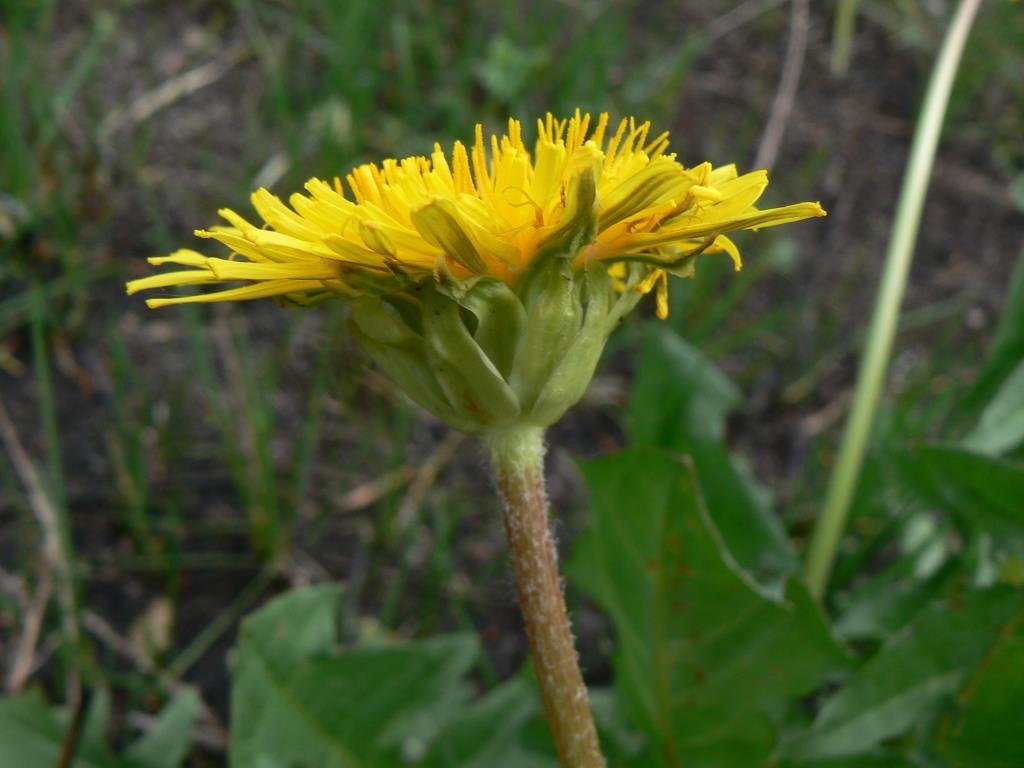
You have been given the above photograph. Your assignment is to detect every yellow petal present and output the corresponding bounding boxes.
[203,258,337,281]
[251,188,322,241]
[608,201,826,252]
[655,272,669,319]
[147,249,210,267]
[126,270,217,295]
[410,199,488,273]
[599,157,688,229]
[710,235,742,271]
[145,279,323,308]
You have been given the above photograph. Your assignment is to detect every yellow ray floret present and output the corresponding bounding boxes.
[127,111,825,317]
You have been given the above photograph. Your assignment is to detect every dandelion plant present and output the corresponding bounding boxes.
[129,111,825,767]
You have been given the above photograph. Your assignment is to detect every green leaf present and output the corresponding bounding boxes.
[630,325,740,445]
[785,587,1024,761]
[938,620,1024,767]
[0,688,195,768]
[420,675,555,768]
[1011,173,1024,212]
[82,687,112,753]
[629,325,797,585]
[590,688,660,768]
[897,444,1024,534]
[568,449,848,768]
[0,691,116,768]
[963,249,1024,413]
[834,508,961,643]
[229,585,479,768]
[963,359,1024,455]
[124,689,199,768]
[834,561,954,643]
[684,440,797,585]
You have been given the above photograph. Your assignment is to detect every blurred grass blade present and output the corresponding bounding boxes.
[31,284,67,515]
[830,0,861,75]
[29,283,82,691]
[39,11,116,150]
[804,0,985,600]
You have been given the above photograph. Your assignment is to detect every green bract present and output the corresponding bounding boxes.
[350,258,642,434]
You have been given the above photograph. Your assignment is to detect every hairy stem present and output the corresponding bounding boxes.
[486,427,605,768]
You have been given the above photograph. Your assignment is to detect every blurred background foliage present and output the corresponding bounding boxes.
[1,0,1023,765]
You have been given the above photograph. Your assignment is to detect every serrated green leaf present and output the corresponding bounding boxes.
[938,621,1024,767]
[230,586,478,768]
[234,584,340,669]
[629,325,797,586]
[786,587,1024,761]
[630,325,740,445]
[568,449,848,768]
[684,439,797,586]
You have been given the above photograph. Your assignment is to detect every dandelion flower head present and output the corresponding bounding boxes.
[127,111,824,319]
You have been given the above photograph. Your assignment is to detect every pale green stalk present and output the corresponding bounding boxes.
[805,0,984,600]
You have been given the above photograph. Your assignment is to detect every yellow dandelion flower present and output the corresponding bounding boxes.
[128,112,825,431]
[127,110,823,317]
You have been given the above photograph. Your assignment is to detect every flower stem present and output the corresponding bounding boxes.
[804,0,984,600]
[486,427,605,768]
